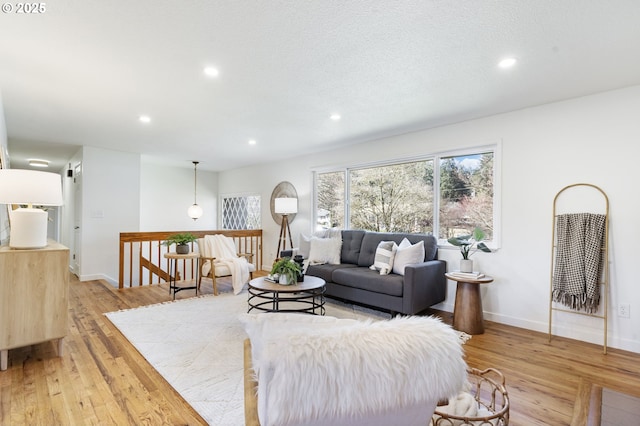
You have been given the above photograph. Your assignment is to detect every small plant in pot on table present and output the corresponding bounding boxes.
[270,257,302,285]
[163,232,197,254]
[447,227,491,273]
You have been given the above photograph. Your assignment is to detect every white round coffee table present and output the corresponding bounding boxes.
[247,276,326,315]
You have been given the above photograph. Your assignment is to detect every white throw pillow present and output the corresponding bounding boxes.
[308,237,342,265]
[298,233,312,259]
[323,228,342,239]
[392,239,425,275]
[369,240,398,275]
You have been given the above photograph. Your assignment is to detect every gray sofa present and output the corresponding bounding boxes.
[303,230,446,315]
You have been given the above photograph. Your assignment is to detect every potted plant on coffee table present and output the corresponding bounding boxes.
[447,227,491,273]
[163,232,197,254]
[270,257,302,285]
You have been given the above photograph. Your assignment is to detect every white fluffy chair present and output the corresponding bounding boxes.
[241,313,468,426]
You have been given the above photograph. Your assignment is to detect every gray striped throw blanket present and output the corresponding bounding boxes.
[552,213,606,313]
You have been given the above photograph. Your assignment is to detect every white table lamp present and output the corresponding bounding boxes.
[0,169,63,249]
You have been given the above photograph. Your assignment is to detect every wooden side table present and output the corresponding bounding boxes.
[445,272,494,335]
[164,252,199,299]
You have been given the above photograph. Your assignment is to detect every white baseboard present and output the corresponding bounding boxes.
[484,310,640,354]
[433,302,640,353]
[79,273,118,287]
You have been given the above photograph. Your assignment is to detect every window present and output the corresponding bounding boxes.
[349,160,434,233]
[314,146,498,245]
[221,195,261,230]
[438,152,494,241]
[316,171,345,230]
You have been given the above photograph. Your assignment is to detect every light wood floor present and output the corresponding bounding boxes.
[2,274,639,425]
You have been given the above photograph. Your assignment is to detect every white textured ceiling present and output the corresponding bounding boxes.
[2,0,640,171]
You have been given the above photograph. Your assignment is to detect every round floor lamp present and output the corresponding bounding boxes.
[270,181,298,258]
[275,197,297,256]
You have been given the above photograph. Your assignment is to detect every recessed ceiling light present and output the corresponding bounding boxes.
[28,159,49,168]
[498,57,517,69]
[330,114,341,121]
[139,115,151,123]
[248,139,257,146]
[204,66,219,77]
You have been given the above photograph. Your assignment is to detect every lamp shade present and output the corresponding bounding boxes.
[188,203,203,220]
[0,169,63,248]
[0,169,63,206]
[274,197,297,214]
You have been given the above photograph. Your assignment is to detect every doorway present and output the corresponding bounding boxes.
[72,163,82,276]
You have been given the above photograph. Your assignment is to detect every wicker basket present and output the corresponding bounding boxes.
[431,367,510,426]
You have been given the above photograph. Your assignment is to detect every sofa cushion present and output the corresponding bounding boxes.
[358,232,438,266]
[306,263,358,283]
[369,240,398,275]
[393,239,425,276]
[298,230,337,259]
[405,233,438,261]
[340,230,366,264]
[333,267,404,297]
[308,237,342,265]
[298,233,312,258]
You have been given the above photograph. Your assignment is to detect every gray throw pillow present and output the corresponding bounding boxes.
[369,240,397,275]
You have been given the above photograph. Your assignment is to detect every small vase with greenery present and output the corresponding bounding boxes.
[270,257,302,285]
[163,232,197,254]
[447,227,491,272]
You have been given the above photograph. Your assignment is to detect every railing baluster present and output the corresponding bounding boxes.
[118,230,263,289]
[138,243,143,287]
[156,240,161,284]
[128,243,133,286]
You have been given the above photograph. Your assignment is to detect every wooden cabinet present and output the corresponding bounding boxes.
[0,241,69,370]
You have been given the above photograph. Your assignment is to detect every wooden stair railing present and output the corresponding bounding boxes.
[119,230,263,289]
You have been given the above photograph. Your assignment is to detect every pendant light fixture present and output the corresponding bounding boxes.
[187,161,203,220]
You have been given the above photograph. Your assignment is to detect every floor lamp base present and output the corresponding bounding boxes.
[276,214,294,257]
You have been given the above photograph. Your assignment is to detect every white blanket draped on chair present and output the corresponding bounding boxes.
[201,234,250,295]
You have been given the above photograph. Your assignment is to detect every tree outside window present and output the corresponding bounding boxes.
[349,161,433,233]
[314,147,496,244]
[439,152,493,240]
[316,171,344,230]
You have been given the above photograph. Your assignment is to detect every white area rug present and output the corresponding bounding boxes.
[105,284,392,425]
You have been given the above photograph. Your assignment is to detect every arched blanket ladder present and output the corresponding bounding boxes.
[548,183,609,354]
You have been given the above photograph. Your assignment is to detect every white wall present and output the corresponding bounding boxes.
[0,102,218,287]
[0,92,7,245]
[219,85,640,353]
[140,161,218,231]
[58,153,218,286]
[80,146,140,284]
[0,93,6,150]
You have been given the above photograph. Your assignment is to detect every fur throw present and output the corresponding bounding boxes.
[200,234,250,294]
[245,314,467,426]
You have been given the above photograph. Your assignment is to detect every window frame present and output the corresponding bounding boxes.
[219,192,262,230]
[312,142,501,250]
